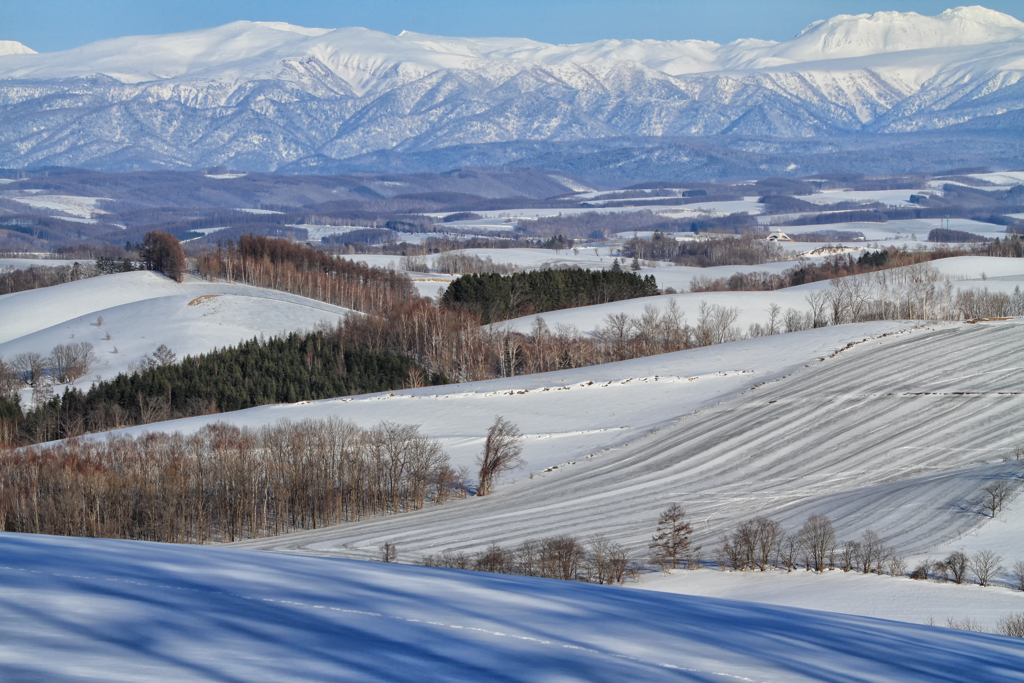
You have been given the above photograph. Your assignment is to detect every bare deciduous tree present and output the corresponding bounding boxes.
[1012,560,1024,592]
[799,514,836,573]
[981,479,1016,518]
[858,530,890,575]
[887,556,907,578]
[970,550,1004,587]
[588,535,628,584]
[946,616,984,632]
[650,503,694,571]
[476,416,523,496]
[998,612,1024,638]
[49,342,96,384]
[380,542,397,563]
[0,356,19,400]
[13,352,46,388]
[152,344,177,367]
[540,535,585,581]
[945,551,970,584]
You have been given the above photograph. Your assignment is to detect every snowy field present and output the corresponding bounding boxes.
[1,533,1021,683]
[0,271,354,387]
[3,193,109,219]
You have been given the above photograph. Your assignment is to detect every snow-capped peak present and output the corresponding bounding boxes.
[0,40,36,56]
[777,5,1024,62]
[2,7,1023,85]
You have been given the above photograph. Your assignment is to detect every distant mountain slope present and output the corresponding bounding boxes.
[0,7,1022,175]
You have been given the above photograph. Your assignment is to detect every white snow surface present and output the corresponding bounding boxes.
[0,271,354,386]
[3,533,1022,683]
[636,566,1024,632]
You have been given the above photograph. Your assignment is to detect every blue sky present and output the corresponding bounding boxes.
[3,1,1023,52]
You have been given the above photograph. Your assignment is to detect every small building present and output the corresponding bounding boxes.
[765,228,793,242]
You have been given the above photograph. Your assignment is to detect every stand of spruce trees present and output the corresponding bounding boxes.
[11,330,441,444]
[441,269,660,324]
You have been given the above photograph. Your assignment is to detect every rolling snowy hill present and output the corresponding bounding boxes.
[1,7,1023,174]
[1,533,1022,682]
[0,271,355,388]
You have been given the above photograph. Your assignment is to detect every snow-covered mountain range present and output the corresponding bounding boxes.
[1,6,1022,175]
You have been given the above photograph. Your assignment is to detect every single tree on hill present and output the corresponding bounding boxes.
[650,503,693,570]
[476,416,524,496]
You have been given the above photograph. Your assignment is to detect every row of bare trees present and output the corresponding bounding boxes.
[713,515,908,576]
[910,551,1012,588]
[419,534,635,584]
[198,235,416,314]
[0,261,96,295]
[0,418,461,543]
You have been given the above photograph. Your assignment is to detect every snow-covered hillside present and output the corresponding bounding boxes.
[1,533,1021,682]
[76,316,1017,578]
[1,7,1022,171]
[0,271,354,387]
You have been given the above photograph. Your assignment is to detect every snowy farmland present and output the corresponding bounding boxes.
[1,533,1021,683]
[81,315,1021,598]
[496,256,1024,335]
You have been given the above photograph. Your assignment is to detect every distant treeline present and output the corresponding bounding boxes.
[689,243,1023,293]
[0,419,461,543]
[0,262,94,295]
[441,269,659,324]
[928,228,990,243]
[621,233,785,268]
[7,330,436,444]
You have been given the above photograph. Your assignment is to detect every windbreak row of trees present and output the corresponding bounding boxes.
[420,535,634,585]
[0,261,98,295]
[0,419,461,543]
[8,330,433,444]
[622,232,785,267]
[197,234,417,314]
[441,269,660,324]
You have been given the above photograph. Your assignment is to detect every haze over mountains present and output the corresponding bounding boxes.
[1,6,1023,179]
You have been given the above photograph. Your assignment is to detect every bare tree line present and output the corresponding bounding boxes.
[0,418,461,543]
[399,252,520,276]
[0,261,99,295]
[419,534,635,585]
[198,235,417,315]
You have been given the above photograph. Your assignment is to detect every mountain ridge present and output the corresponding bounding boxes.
[0,6,1022,177]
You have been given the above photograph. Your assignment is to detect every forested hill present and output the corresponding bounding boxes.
[441,269,660,324]
[12,331,440,443]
